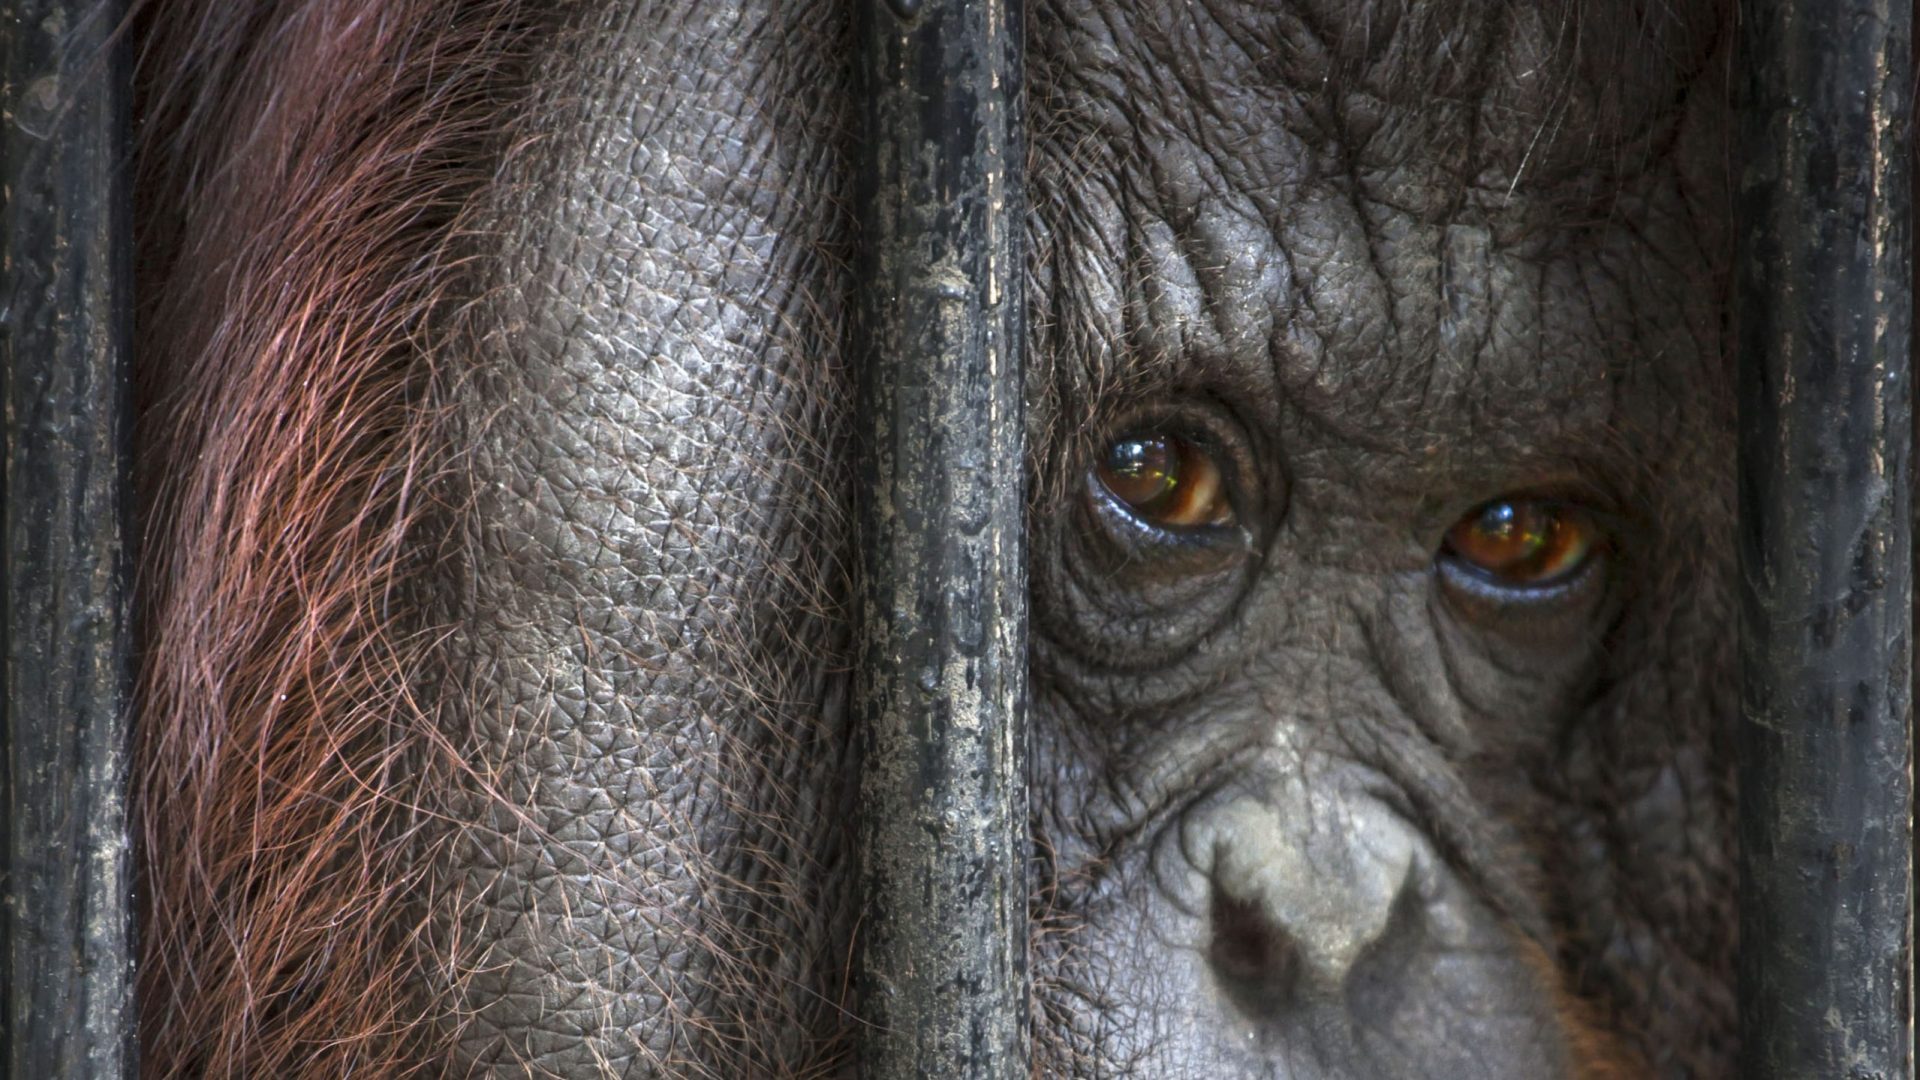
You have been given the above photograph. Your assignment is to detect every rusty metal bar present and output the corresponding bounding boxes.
[853,0,1030,1075]
[2,0,138,1076]
[1734,0,1914,1074]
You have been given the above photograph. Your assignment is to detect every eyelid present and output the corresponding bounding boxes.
[1087,470,1256,551]
[1434,548,1606,617]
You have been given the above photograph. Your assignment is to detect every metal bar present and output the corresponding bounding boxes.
[853,0,1029,1075]
[1,0,138,1076]
[1734,0,1915,1074]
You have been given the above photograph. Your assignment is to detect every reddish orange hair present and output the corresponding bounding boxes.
[132,2,538,1073]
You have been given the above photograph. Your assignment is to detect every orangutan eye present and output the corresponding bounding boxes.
[1441,499,1600,587]
[1095,434,1235,529]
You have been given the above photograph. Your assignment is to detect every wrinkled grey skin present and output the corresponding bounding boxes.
[431,0,1736,1076]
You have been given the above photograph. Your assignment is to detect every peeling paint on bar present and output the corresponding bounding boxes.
[2,1,138,1077]
[1735,0,1915,1074]
[853,0,1031,1076]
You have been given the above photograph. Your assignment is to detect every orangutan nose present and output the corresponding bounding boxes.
[1198,790,1423,1016]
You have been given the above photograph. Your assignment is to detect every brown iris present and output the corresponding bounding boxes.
[1096,435,1233,528]
[1444,500,1598,585]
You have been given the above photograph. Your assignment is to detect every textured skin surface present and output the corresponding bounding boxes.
[433,0,1736,1075]
[430,3,858,1074]
[1020,2,1735,1074]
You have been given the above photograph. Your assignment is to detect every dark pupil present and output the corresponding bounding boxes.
[1103,436,1178,506]
[1469,500,1557,569]
[1477,501,1518,539]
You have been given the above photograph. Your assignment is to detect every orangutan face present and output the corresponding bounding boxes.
[134,1,1735,1075]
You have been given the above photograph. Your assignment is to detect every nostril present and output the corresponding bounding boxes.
[1208,890,1301,1020]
